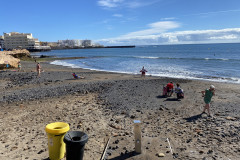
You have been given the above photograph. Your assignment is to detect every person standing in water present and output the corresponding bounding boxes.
[140,66,147,77]
[201,85,215,117]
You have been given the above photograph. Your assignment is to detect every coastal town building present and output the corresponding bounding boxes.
[3,32,50,51]
[0,36,4,49]
[41,42,58,48]
[48,42,58,47]
[58,39,92,48]
[82,40,92,47]
[58,39,83,47]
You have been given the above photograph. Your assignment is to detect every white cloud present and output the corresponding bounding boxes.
[208,35,238,40]
[120,21,180,37]
[125,0,162,8]
[98,0,124,8]
[113,14,123,17]
[95,28,240,45]
[97,0,161,9]
[161,17,176,21]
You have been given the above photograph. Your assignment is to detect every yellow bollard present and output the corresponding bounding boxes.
[45,122,70,160]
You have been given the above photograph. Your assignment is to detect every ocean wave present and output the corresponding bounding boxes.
[133,56,159,59]
[220,58,229,61]
[131,56,234,61]
[90,55,235,61]
[50,60,80,68]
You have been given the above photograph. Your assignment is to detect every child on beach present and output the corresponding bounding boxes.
[201,85,215,117]
[175,83,184,99]
[140,66,147,77]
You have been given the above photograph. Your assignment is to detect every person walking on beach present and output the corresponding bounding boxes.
[36,62,41,77]
[201,85,215,117]
[140,66,147,77]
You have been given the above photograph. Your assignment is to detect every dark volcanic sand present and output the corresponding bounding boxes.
[0,61,239,160]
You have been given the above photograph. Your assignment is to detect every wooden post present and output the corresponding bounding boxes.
[134,120,141,153]
[100,137,111,160]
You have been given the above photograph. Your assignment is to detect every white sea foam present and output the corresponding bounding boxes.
[220,58,229,61]
[204,58,230,61]
[134,56,159,59]
[50,60,80,68]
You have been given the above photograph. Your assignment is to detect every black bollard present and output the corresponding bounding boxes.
[64,131,88,160]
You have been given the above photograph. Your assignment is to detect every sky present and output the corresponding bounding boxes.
[1,0,240,45]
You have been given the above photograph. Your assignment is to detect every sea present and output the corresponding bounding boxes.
[31,43,240,83]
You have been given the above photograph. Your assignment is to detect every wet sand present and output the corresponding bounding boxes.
[0,61,239,160]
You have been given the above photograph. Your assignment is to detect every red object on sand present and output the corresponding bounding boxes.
[162,86,167,97]
[166,83,174,90]
[72,73,78,79]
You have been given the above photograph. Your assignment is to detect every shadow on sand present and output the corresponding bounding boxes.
[184,113,203,122]
[108,151,140,160]
[164,97,180,101]
[156,95,167,98]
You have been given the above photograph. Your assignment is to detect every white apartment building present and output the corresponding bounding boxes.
[82,40,92,47]
[3,32,49,50]
[58,39,82,47]
[58,39,92,47]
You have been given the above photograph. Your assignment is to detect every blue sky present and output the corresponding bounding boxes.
[1,0,240,45]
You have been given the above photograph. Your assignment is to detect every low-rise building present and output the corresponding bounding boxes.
[58,39,92,48]
[82,40,92,47]
[46,42,58,47]
[58,39,82,47]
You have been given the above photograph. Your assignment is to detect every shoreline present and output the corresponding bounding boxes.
[0,60,239,160]
[49,58,240,84]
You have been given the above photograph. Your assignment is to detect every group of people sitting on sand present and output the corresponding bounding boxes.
[162,82,184,99]
[139,67,184,99]
[162,82,215,117]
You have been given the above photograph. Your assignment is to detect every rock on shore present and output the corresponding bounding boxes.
[0,49,30,69]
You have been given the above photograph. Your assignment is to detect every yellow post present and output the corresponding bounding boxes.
[134,120,141,153]
[45,122,70,160]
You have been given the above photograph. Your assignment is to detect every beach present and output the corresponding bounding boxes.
[0,61,239,160]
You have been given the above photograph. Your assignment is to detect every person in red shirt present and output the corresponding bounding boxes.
[166,82,174,96]
[72,73,85,79]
